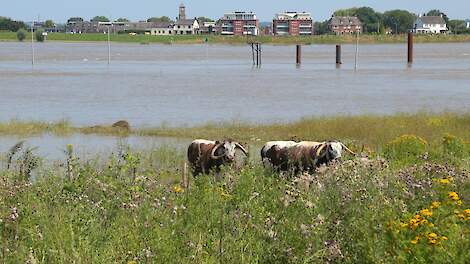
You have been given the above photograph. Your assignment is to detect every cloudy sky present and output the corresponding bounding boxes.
[3,0,467,23]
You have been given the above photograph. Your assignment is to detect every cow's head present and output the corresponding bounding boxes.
[316,141,356,161]
[211,140,248,162]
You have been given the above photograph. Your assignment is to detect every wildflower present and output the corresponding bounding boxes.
[464,209,470,217]
[173,185,184,193]
[428,222,435,228]
[420,209,433,217]
[438,178,450,184]
[400,222,409,228]
[218,187,232,200]
[427,232,439,245]
[448,191,460,201]
[411,235,420,244]
[440,236,448,241]
[430,201,441,209]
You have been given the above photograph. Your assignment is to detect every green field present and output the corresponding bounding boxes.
[0,112,469,262]
[2,31,470,45]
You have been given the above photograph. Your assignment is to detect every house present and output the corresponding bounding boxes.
[413,15,447,34]
[328,16,362,35]
[173,19,199,35]
[216,12,259,36]
[149,22,173,35]
[273,12,313,36]
[466,19,470,29]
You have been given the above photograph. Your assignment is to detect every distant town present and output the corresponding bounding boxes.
[1,4,470,37]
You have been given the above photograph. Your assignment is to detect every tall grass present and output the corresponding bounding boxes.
[0,140,468,262]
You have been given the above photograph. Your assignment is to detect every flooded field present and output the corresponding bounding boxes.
[1,42,469,128]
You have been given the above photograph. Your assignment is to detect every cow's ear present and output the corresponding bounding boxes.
[215,140,220,144]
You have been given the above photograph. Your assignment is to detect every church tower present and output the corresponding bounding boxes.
[178,3,186,21]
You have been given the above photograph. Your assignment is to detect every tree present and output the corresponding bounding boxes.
[147,16,173,23]
[16,29,26,41]
[333,8,358,17]
[383,10,416,34]
[314,20,330,35]
[44,20,55,28]
[115,18,129,22]
[35,29,45,42]
[447,20,470,34]
[91,16,110,22]
[426,10,449,23]
[197,17,214,23]
[0,16,27,31]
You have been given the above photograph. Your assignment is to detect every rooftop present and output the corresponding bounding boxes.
[418,16,446,25]
[329,16,362,26]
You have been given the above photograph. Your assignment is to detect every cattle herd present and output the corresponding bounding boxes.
[187,139,356,176]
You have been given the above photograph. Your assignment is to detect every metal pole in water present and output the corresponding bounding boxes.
[296,44,301,65]
[354,31,359,71]
[336,45,342,65]
[31,21,34,66]
[251,43,255,65]
[107,25,111,65]
[407,32,413,64]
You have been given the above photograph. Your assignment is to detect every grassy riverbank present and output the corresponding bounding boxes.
[0,125,469,262]
[1,113,469,151]
[1,32,470,45]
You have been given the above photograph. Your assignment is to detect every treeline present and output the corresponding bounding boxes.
[0,16,26,31]
[315,7,469,35]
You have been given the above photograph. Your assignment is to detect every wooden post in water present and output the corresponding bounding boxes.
[249,42,262,67]
[336,45,342,65]
[407,32,413,64]
[182,162,189,189]
[251,43,255,65]
[296,45,301,65]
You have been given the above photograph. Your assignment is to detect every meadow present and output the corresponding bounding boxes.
[0,112,469,263]
[1,31,470,45]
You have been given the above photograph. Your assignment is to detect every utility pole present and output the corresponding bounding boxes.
[107,25,111,65]
[31,21,35,66]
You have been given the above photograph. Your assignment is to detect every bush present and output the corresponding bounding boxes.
[442,133,467,158]
[16,29,26,41]
[384,135,428,161]
[35,29,45,42]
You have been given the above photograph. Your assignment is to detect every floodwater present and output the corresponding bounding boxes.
[1,41,469,128]
[0,134,190,160]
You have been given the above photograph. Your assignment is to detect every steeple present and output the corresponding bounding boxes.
[179,3,186,21]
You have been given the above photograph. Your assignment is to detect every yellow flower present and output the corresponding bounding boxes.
[448,191,460,201]
[427,232,438,239]
[440,236,448,241]
[428,239,438,245]
[456,200,463,206]
[173,185,184,193]
[438,178,450,184]
[420,209,433,217]
[411,235,420,244]
[400,222,409,228]
[464,209,470,216]
[430,201,441,209]
[428,222,435,227]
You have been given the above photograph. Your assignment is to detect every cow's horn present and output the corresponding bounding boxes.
[341,143,356,155]
[235,143,248,156]
[211,143,225,159]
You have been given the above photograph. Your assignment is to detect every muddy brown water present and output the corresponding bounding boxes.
[0,42,469,158]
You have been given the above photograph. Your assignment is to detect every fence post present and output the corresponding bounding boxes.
[336,45,342,65]
[296,45,301,65]
[407,32,413,64]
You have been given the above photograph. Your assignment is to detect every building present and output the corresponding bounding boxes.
[413,15,447,34]
[273,12,313,36]
[173,3,199,35]
[465,19,470,29]
[199,21,216,34]
[328,16,362,35]
[217,12,259,36]
[149,22,173,35]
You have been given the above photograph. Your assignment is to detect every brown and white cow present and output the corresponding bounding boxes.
[288,141,356,172]
[260,141,297,171]
[187,139,248,176]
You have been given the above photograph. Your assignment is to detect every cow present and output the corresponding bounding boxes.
[288,141,356,173]
[260,141,297,171]
[187,139,248,176]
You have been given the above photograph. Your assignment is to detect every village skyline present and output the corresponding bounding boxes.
[3,0,468,23]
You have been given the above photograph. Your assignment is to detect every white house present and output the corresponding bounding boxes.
[413,15,447,34]
[466,19,470,29]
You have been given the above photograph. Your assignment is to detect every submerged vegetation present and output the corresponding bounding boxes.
[0,129,469,262]
[1,32,470,44]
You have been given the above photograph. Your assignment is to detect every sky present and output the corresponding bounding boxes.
[3,0,468,23]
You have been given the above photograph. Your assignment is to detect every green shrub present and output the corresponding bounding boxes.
[442,133,467,158]
[16,29,26,41]
[384,134,428,161]
[35,29,45,42]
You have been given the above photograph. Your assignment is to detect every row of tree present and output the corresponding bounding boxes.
[66,16,214,24]
[315,8,469,34]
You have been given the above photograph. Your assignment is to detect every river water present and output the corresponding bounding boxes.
[0,41,469,158]
[1,41,469,127]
